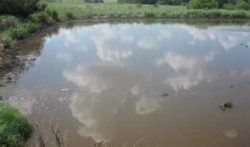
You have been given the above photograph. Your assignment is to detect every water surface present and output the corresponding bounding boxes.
[1,20,250,147]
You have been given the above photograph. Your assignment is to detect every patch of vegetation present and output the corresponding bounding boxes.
[188,0,219,9]
[0,102,34,147]
[0,15,20,30]
[84,0,104,3]
[118,0,189,5]
[2,36,13,48]
[47,2,250,20]
[7,22,41,40]
[65,11,74,19]
[0,0,46,17]
[30,11,57,24]
[188,0,250,10]
[143,11,156,17]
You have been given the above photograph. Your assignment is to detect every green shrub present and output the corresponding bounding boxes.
[2,37,13,48]
[30,11,49,24]
[136,3,143,8]
[46,9,59,20]
[236,0,250,10]
[0,15,20,30]
[84,0,103,3]
[143,12,156,17]
[0,0,45,17]
[223,3,236,10]
[7,22,40,40]
[65,11,74,19]
[188,0,219,9]
[0,102,34,147]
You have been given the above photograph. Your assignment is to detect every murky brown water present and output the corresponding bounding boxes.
[1,20,250,147]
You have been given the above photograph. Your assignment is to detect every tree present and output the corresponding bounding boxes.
[0,0,44,16]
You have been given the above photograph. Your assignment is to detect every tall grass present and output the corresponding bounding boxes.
[47,3,250,19]
[7,22,41,40]
[0,102,34,147]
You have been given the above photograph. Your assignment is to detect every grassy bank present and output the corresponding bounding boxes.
[48,2,250,20]
[0,102,34,147]
[0,10,59,48]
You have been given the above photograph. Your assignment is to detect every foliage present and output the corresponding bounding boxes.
[223,3,236,10]
[2,37,13,48]
[0,15,20,30]
[46,9,59,20]
[30,12,49,23]
[65,11,74,19]
[0,0,45,16]
[143,11,156,17]
[188,0,250,9]
[118,0,190,5]
[188,0,219,9]
[7,22,40,40]
[235,0,250,10]
[0,102,34,147]
[48,2,250,19]
[85,0,104,3]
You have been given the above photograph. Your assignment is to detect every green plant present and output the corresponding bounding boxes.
[223,3,236,10]
[0,0,45,16]
[143,11,156,17]
[30,11,49,24]
[0,102,34,147]
[188,0,219,9]
[7,22,40,40]
[65,11,74,19]
[0,15,20,30]
[2,37,13,48]
[236,0,250,10]
[46,9,59,20]
[136,3,143,8]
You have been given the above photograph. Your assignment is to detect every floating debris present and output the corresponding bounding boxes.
[239,43,249,48]
[161,93,168,97]
[220,102,233,111]
[230,85,234,88]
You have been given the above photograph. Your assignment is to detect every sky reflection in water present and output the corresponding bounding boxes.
[5,21,250,147]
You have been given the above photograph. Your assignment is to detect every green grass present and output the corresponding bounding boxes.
[7,22,41,40]
[48,2,186,19]
[0,102,34,147]
[48,2,250,19]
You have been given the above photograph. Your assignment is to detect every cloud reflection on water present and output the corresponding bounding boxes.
[13,22,250,145]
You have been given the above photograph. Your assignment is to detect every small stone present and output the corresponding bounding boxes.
[220,102,233,111]
[230,85,234,88]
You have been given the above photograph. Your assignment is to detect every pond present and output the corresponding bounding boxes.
[1,19,250,147]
